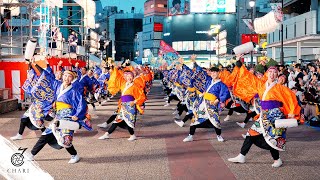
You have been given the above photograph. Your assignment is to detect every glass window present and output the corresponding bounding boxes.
[194,41,200,51]
[272,32,274,42]
[285,26,287,39]
[158,4,164,8]
[177,41,183,51]
[188,41,194,51]
[200,41,207,50]
[151,4,154,8]
[172,42,178,50]
[182,41,188,51]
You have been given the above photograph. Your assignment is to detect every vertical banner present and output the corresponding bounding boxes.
[11,70,21,100]
[158,40,180,66]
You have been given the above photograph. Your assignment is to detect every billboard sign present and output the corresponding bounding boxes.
[154,23,163,32]
[168,0,190,16]
[241,34,259,44]
[190,0,236,13]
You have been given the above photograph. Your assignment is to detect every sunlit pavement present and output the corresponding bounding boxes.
[1,80,320,180]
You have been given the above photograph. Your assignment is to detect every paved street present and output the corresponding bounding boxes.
[1,80,320,180]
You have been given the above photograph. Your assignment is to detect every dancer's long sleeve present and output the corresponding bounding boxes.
[107,67,124,95]
[232,65,300,117]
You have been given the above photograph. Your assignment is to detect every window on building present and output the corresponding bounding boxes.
[273,32,274,42]
[158,4,164,8]
[151,4,154,8]
[294,23,296,37]
[164,4,167,8]
[153,49,158,54]
[285,26,287,39]
[150,17,152,23]
[305,19,307,35]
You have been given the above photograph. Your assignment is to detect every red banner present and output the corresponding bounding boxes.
[158,40,179,57]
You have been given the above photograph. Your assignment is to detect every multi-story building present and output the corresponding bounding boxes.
[162,0,239,65]
[108,12,143,61]
[163,13,237,65]
[134,0,270,65]
[93,0,104,32]
[266,0,320,64]
[134,32,144,63]
[95,6,118,35]
[136,0,167,61]
[236,0,270,43]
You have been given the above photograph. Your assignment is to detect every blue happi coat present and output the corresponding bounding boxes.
[191,64,230,129]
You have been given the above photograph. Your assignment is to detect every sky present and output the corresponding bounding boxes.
[101,0,145,14]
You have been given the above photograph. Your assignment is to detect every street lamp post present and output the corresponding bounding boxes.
[209,25,221,66]
[280,0,284,65]
[217,32,220,65]
[85,28,90,69]
[249,0,255,67]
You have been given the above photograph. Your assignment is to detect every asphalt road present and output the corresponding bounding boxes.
[1,80,320,180]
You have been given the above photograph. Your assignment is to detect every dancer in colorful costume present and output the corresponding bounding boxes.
[11,61,54,140]
[98,65,146,141]
[29,64,92,164]
[179,56,230,142]
[174,58,196,127]
[228,56,301,168]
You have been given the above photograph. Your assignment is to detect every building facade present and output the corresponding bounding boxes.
[163,13,237,65]
[266,0,320,64]
[95,6,118,35]
[108,13,143,61]
[136,0,168,62]
[134,32,144,63]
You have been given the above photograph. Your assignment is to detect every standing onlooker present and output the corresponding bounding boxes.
[302,68,309,83]
[278,64,289,77]
[68,31,78,53]
[294,63,304,82]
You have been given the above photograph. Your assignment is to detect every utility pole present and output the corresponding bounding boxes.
[249,0,255,66]
[280,0,284,65]
[217,32,220,65]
